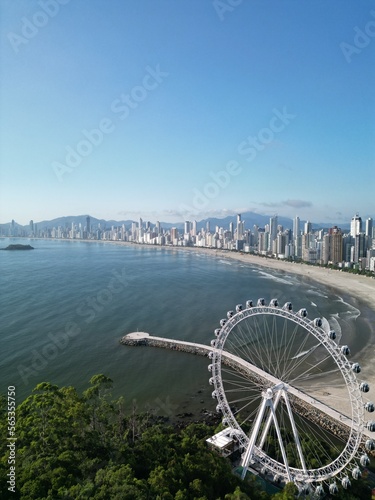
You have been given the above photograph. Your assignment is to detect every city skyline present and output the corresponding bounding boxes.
[1,1,374,225]
[4,210,374,271]
[2,207,375,231]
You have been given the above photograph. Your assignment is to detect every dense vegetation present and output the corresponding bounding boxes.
[0,376,372,499]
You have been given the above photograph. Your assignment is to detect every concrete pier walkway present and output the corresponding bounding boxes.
[121,332,375,443]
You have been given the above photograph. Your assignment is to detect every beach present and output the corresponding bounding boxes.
[126,242,375,417]
[216,250,375,310]
[17,237,375,416]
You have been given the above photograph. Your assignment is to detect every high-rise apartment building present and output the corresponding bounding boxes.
[293,216,300,239]
[304,221,312,234]
[329,226,343,263]
[353,233,366,263]
[236,214,243,241]
[365,218,372,236]
[350,214,362,237]
[192,220,197,237]
[268,215,278,251]
[322,226,343,264]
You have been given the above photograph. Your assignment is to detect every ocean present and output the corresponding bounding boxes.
[1,238,374,420]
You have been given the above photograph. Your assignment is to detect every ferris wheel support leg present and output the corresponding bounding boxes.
[269,403,293,483]
[258,389,283,451]
[281,389,307,473]
[241,396,268,479]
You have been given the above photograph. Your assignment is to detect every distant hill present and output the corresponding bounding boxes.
[0,212,357,234]
[197,212,294,231]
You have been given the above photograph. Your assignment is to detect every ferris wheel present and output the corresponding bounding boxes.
[208,298,375,496]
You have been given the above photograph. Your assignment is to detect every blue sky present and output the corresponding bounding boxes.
[1,0,374,225]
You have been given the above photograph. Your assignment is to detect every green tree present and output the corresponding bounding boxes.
[272,482,298,499]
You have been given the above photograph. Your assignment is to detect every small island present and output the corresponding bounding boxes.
[1,244,34,251]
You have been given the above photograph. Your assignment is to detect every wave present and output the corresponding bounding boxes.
[335,296,361,321]
[306,288,329,299]
[321,317,331,333]
[218,259,232,265]
[328,314,342,342]
[311,301,317,307]
[256,270,294,285]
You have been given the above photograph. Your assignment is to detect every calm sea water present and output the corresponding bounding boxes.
[1,238,374,419]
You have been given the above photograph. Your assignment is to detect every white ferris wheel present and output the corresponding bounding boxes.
[208,298,375,496]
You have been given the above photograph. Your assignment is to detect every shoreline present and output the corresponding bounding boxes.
[4,236,375,416]
[8,236,374,311]
[21,237,375,388]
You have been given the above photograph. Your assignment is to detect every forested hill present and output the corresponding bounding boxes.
[0,376,371,499]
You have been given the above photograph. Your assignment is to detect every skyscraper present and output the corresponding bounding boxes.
[353,233,366,263]
[322,226,343,264]
[171,227,178,242]
[184,221,191,235]
[86,216,91,234]
[268,215,278,251]
[293,216,300,239]
[236,214,243,241]
[304,221,312,234]
[229,222,234,240]
[192,220,197,237]
[350,214,362,237]
[365,218,373,238]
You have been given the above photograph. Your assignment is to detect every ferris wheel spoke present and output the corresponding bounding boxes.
[288,353,333,386]
[211,299,366,487]
[282,346,319,383]
[280,322,311,380]
[230,397,259,416]
[235,316,268,372]
[225,332,256,367]
[238,408,259,427]
[223,381,260,393]
[236,319,267,367]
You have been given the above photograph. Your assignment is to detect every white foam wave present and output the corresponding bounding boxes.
[218,259,232,265]
[335,296,361,320]
[311,301,317,307]
[321,317,331,333]
[329,315,342,342]
[306,289,329,299]
[256,270,294,285]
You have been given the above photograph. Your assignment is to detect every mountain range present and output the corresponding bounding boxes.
[0,212,352,233]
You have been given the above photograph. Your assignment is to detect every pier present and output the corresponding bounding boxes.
[121,332,375,448]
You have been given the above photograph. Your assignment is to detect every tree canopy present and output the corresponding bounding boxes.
[1,376,372,499]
